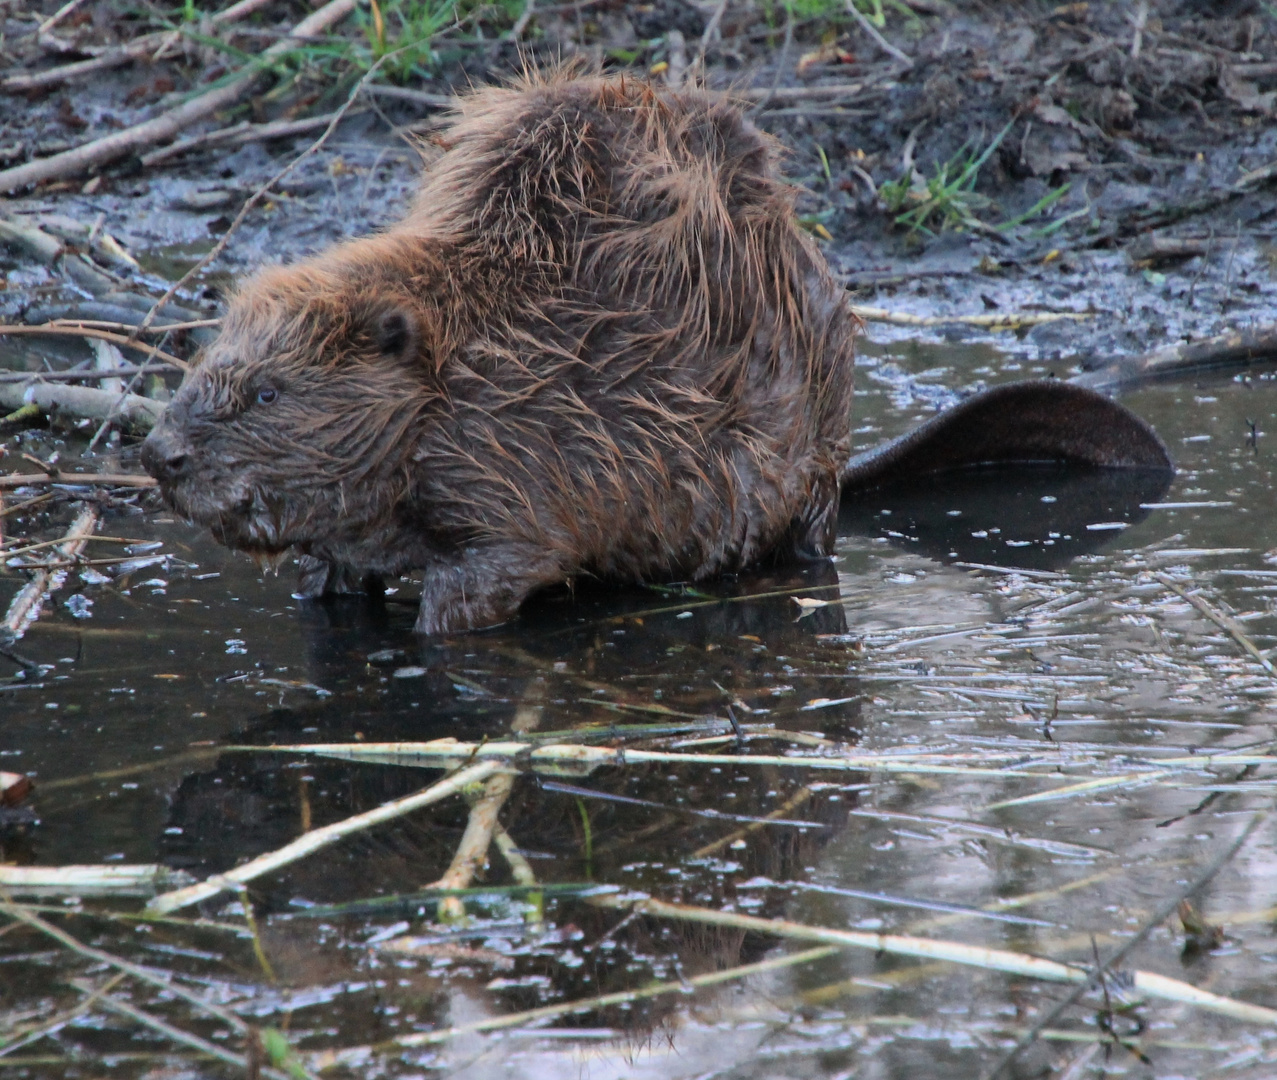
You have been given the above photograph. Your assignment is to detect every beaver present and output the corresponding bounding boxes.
[141,72,1170,634]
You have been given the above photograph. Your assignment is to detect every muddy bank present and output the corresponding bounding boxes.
[0,0,1274,378]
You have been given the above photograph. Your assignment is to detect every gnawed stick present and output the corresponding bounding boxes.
[0,379,163,434]
[850,304,1090,331]
[2,502,96,641]
[0,0,357,194]
[431,677,544,918]
[3,0,295,94]
[140,110,356,167]
[146,760,503,915]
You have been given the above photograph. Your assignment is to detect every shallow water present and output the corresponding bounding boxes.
[3,342,1277,1079]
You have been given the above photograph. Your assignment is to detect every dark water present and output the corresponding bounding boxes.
[4,345,1277,1078]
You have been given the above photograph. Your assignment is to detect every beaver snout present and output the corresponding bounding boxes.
[141,424,194,486]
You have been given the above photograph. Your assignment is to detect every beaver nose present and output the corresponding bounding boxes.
[141,427,193,484]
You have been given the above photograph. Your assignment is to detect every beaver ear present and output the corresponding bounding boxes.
[375,308,419,363]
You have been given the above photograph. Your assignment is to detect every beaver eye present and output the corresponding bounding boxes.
[256,386,278,405]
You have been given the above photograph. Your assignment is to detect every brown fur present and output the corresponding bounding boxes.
[141,71,859,633]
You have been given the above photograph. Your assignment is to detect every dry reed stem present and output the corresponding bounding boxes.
[146,760,503,914]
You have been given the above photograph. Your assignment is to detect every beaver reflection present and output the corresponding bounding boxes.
[156,559,858,1034]
[840,463,1173,571]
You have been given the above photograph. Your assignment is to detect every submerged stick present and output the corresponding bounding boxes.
[244,739,1053,779]
[2,502,96,640]
[0,0,357,193]
[146,760,503,915]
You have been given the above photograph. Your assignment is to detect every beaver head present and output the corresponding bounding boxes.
[141,257,433,573]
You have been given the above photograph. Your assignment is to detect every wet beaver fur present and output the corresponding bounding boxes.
[142,72,1170,634]
[143,72,858,633]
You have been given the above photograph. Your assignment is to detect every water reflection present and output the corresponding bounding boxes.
[841,464,1174,571]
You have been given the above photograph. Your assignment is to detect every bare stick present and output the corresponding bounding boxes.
[1071,326,1277,391]
[844,0,913,67]
[2,33,174,93]
[0,325,188,369]
[432,679,543,918]
[0,0,357,194]
[696,0,731,65]
[0,363,178,384]
[0,472,156,489]
[0,379,163,433]
[2,502,96,641]
[8,0,296,94]
[147,760,503,915]
[50,318,219,334]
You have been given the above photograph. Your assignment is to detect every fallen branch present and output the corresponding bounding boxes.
[146,760,504,915]
[0,379,164,434]
[2,502,96,641]
[0,363,177,384]
[1071,326,1277,391]
[0,864,192,897]
[0,0,357,194]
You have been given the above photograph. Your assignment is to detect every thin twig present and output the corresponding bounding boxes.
[844,0,913,67]
[0,325,187,369]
